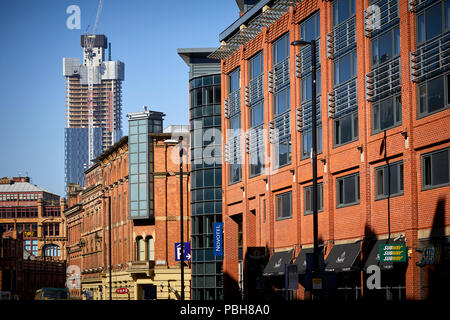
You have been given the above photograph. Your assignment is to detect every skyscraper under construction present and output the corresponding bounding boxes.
[63,34,124,190]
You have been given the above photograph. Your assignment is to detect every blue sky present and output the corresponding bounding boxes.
[0,0,237,196]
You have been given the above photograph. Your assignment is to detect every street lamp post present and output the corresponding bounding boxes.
[291,39,320,296]
[179,136,185,301]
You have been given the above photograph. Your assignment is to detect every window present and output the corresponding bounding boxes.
[418,74,449,117]
[276,191,292,220]
[147,237,154,261]
[375,161,404,199]
[371,27,400,66]
[333,50,357,86]
[44,244,60,257]
[274,86,290,116]
[263,199,266,223]
[137,237,145,261]
[337,173,360,207]
[301,12,320,42]
[334,112,358,146]
[301,70,321,102]
[43,223,59,236]
[332,0,356,27]
[422,148,450,189]
[230,114,241,133]
[229,68,240,93]
[249,101,264,127]
[304,183,324,215]
[273,33,289,64]
[229,113,242,184]
[275,140,292,168]
[25,240,38,256]
[249,51,263,80]
[417,1,450,44]
[302,126,323,159]
[372,95,402,133]
[250,147,264,176]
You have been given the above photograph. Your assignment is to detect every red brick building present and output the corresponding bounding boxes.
[0,176,67,262]
[0,230,66,300]
[65,112,191,300]
[210,0,450,300]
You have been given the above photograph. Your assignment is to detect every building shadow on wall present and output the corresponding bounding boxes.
[418,196,449,300]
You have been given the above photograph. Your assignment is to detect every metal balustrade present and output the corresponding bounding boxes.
[408,0,436,12]
[410,31,450,83]
[366,56,401,102]
[273,58,290,91]
[364,0,399,38]
[327,16,356,59]
[248,124,265,154]
[226,134,242,164]
[227,89,241,118]
[328,78,357,119]
[269,111,291,143]
[298,96,322,132]
[296,40,321,78]
[246,74,264,106]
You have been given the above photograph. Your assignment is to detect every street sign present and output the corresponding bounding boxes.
[116,288,129,294]
[175,242,191,261]
[379,243,407,263]
[213,222,223,256]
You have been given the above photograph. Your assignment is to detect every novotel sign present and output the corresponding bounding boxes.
[213,222,223,256]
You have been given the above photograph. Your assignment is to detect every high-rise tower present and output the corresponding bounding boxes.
[63,35,124,190]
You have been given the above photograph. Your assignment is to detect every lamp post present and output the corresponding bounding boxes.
[179,136,185,301]
[291,39,320,295]
[102,195,112,300]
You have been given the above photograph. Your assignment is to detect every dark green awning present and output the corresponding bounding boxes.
[263,250,293,276]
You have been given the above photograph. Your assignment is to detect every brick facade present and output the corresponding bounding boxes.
[219,0,450,300]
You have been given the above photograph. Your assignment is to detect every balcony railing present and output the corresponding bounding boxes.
[298,96,322,133]
[224,89,241,119]
[410,31,450,83]
[225,134,242,164]
[366,56,401,102]
[408,0,434,12]
[269,111,290,144]
[328,78,357,119]
[246,74,264,106]
[327,16,356,59]
[247,124,265,154]
[364,0,399,38]
[295,40,320,78]
[272,57,290,91]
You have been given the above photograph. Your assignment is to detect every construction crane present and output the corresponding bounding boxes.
[84,0,104,166]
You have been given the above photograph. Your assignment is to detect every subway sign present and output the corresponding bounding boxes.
[379,243,407,262]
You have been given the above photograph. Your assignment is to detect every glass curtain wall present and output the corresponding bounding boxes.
[190,74,224,300]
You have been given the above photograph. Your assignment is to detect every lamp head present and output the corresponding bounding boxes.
[291,39,311,47]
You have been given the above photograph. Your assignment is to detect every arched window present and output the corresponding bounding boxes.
[44,244,60,257]
[136,237,145,261]
[146,237,154,261]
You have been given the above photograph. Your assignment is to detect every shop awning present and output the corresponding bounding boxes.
[293,247,313,274]
[263,250,293,276]
[325,242,361,272]
[364,239,406,271]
